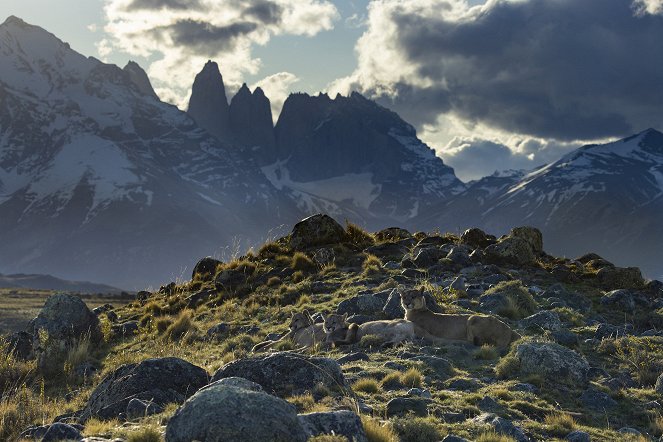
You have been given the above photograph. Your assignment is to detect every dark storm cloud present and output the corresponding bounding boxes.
[155,19,258,51]
[360,0,663,141]
[126,0,202,10]
[243,1,284,24]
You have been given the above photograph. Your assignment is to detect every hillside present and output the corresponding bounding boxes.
[2,214,662,441]
[0,273,124,293]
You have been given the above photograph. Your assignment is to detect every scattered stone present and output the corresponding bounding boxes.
[211,352,348,398]
[191,257,222,281]
[594,323,633,339]
[596,266,644,290]
[385,397,429,417]
[41,422,82,442]
[580,388,618,410]
[289,214,347,250]
[126,398,164,420]
[407,388,432,398]
[80,357,208,421]
[510,383,538,394]
[440,413,466,423]
[365,242,410,261]
[618,427,641,437]
[477,396,505,413]
[299,410,367,442]
[520,311,563,332]
[473,413,529,442]
[337,352,369,365]
[514,342,590,385]
[550,329,579,347]
[565,430,591,442]
[312,248,335,267]
[19,425,49,440]
[165,379,307,442]
[411,246,447,268]
[410,355,455,378]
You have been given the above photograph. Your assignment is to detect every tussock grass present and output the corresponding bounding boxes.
[84,417,120,437]
[495,354,520,379]
[484,281,537,319]
[475,344,499,360]
[362,254,383,276]
[392,416,440,442]
[0,385,61,441]
[380,372,403,390]
[352,378,381,394]
[125,425,163,442]
[543,412,577,436]
[309,435,349,442]
[345,222,374,248]
[0,339,34,394]
[291,252,316,272]
[401,368,423,388]
[476,432,516,442]
[361,416,398,442]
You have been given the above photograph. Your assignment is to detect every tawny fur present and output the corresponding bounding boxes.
[400,288,519,348]
[252,310,326,352]
[323,313,415,346]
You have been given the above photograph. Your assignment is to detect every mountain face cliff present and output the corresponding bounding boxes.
[419,129,663,279]
[0,17,297,288]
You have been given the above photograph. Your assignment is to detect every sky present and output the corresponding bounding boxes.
[2,0,662,181]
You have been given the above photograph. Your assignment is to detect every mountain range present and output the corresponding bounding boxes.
[0,16,661,289]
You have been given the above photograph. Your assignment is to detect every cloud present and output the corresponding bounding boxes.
[100,0,339,106]
[253,72,300,122]
[335,0,663,142]
[441,136,579,182]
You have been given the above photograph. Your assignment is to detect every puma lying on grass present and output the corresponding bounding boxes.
[252,310,326,352]
[400,288,520,348]
[323,313,415,346]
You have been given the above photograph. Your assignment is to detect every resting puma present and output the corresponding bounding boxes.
[252,310,326,352]
[400,288,520,347]
[323,313,415,346]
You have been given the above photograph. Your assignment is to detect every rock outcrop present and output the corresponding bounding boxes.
[187,61,231,139]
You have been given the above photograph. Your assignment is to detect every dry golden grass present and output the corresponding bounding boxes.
[361,416,398,442]
[352,378,381,394]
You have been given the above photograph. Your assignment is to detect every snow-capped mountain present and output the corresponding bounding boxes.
[0,16,298,288]
[420,129,663,278]
[187,64,465,224]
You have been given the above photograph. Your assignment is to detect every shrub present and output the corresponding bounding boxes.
[544,413,577,436]
[484,281,537,319]
[266,276,281,287]
[163,311,197,341]
[401,368,423,388]
[291,252,316,272]
[475,344,499,360]
[612,336,661,386]
[362,254,383,276]
[361,416,398,442]
[292,271,306,283]
[346,222,374,248]
[392,416,440,442]
[352,378,381,394]
[154,318,173,334]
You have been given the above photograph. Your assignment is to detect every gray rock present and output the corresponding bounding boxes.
[596,266,644,290]
[208,377,264,392]
[580,388,617,410]
[80,357,208,421]
[125,398,164,420]
[289,214,347,250]
[211,352,348,398]
[510,226,543,254]
[29,294,103,372]
[337,293,386,316]
[460,228,494,248]
[449,276,466,292]
[374,227,412,242]
[191,257,222,281]
[206,323,229,340]
[656,372,663,394]
[565,430,591,442]
[514,342,590,385]
[165,381,307,442]
[19,425,49,440]
[365,242,410,261]
[407,388,432,398]
[520,311,563,332]
[510,383,538,394]
[600,289,637,312]
[410,355,455,378]
[441,435,470,442]
[299,410,367,442]
[42,422,82,442]
[477,396,505,413]
[214,268,252,290]
[447,378,483,391]
[447,247,472,267]
[385,397,429,417]
[484,237,536,266]
[473,413,529,442]
[6,330,33,360]
[412,246,447,268]
[337,352,370,365]
[594,323,633,339]
[618,427,641,436]
[110,321,139,338]
[551,329,579,347]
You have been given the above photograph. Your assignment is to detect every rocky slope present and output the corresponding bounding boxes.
[2,214,662,441]
[419,129,663,280]
[0,16,299,289]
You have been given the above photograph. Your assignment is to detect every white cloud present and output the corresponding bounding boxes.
[253,71,300,122]
[633,0,663,15]
[100,0,339,107]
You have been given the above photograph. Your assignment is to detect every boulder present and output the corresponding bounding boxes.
[596,266,644,290]
[289,214,347,250]
[460,228,494,248]
[600,289,641,312]
[215,268,253,290]
[514,342,590,385]
[6,330,33,360]
[510,226,543,254]
[580,388,617,410]
[110,321,139,339]
[41,422,82,442]
[519,311,563,332]
[565,430,591,442]
[365,242,410,261]
[299,410,367,442]
[386,397,429,417]
[211,352,348,398]
[80,357,208,421]
[125,398,164,420]
[411,247,447,268]
[473,413,529,442]
[29,294,103,372]
[410,355,455,378]
[192,257,222,281]
[165,379,307,442]
[484,237,536,266]
[336,292,388,316]
[374,227,412,242]
[654,373,663,395]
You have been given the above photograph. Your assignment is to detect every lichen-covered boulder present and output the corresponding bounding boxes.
[519,311,563,332]
[655,373,663,395]
[211,352,349,398]
[514,342,590,385]
[289,214,347,250]
[299,410,367,442]
[191,256,222,281]
[484,237,536,266]
[80,357,208,421]
[460,228,495,248]
[596,266,645,290]
[510,226,543,254]
[165,379,307,442]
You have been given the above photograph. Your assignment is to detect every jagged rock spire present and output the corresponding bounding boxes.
[187,61,231,139]
[229,83,276,164]
[123,61,159,100]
